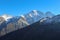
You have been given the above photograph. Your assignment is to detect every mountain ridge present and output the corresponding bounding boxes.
[0,10,58,37]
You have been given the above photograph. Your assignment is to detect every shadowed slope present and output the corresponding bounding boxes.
[0,20,60,40]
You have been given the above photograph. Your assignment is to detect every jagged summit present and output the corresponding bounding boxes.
[32,10,38,16]
[30,10,43,15]
[1,14,13,21]
[20,15,25,18]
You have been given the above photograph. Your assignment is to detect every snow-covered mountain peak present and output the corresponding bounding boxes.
[45,11,54,17]
[32,10,38,16]
[1,14,13,21]
[21,15,25,18]
[33,10,37,11]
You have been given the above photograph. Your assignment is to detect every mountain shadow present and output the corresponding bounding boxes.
[0,21,60,40]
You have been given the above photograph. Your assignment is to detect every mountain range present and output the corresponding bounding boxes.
[0,10,60,38]
[0,14,60,40]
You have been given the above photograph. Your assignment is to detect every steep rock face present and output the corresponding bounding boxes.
[6,23,15,33]
[0,17,6,37]
[0,17,5,25]
[0,16,29,37]
[17,16,29,28]
[0,17,6,30]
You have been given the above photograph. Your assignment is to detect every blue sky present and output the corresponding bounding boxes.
[0,0,60,16]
